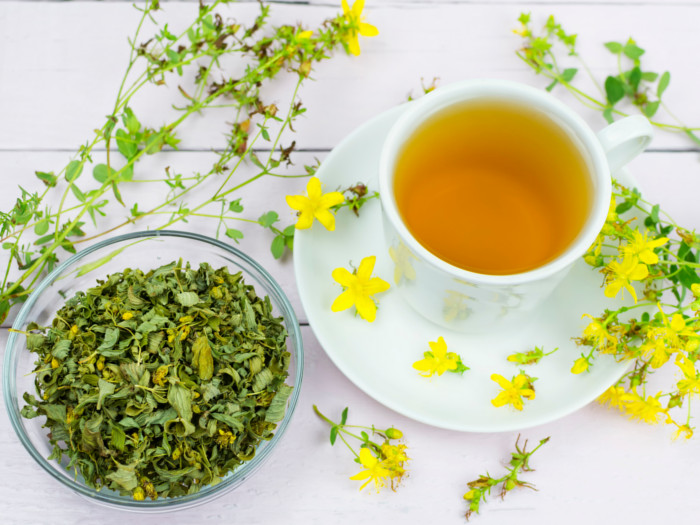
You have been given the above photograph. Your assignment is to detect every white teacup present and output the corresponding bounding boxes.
[378,79,653,332]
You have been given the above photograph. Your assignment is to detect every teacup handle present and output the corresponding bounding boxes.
[597,115,654,174]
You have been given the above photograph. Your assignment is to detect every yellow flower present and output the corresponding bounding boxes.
[676,356,700,396]
[331,256,390,322]
[285,177,345,231]
[216,429,237,447]
[412,337,467,377]
[622,391,667,424]
[672,424,694,440]
[597,385,627,410]
[341,0,379,56]
[132,487,146,501]
[388,243,416,284]
[643,338,673,369]
[297,29,313,40]
[70,324,79,335]
[349,447,390,491]
[692,283,700,298]
[581,314,618,351]
[571,357,589,374]
[603,255,648,303]
[490,373,536,411]
[122,311,134,320]
[380,443,409,488]
[622,230,669,265]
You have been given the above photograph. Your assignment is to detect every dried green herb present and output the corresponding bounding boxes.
[20,260,292,500]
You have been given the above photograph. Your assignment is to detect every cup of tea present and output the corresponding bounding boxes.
[378,79,653,331]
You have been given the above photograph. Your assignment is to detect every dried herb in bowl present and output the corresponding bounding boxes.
[20,260,293,500]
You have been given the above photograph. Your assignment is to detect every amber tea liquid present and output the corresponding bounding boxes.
[393,100,592,275]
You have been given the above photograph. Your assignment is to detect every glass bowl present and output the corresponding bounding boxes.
[3,230,303,512]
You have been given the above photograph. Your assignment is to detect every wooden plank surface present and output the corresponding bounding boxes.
[1,1,699,524]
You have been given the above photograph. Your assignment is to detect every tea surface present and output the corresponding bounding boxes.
[393,101,592,275]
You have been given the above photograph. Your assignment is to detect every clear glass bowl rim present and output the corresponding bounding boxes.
[2,230,304,510]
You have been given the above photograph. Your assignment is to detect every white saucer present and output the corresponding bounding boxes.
[294,104,634,432]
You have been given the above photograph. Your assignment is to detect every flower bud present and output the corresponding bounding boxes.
[385,428,403,439]
[571,357,589,374]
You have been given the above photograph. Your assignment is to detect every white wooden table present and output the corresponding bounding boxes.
[1,1,699,523]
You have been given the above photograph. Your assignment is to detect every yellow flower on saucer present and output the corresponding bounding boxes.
[412,336,468,377]
[349,447,390,491]
[490,373,536,411]
[341,0,379,56]
[331,255,390,322]
[622,230,669,265]
[603,255,648,303]
[285,177,344,231]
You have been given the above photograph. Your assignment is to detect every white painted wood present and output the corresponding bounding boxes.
[1,2,700,151]
[1,1,700,524]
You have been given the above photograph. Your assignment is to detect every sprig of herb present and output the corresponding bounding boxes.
[313,405,408,492]
[506,346,558,366]
[463,436,550,520]
[0,0,377,323]
[514,13,700,143]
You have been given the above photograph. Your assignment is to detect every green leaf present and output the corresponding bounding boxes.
[97,378,116,410]
[685,130,700,146]
[110,425,126,452]
[93,163,111,183]
[628,67,642,92]
[225,228,244,243]
[330,425,338,445]
[192,335,214,381]
[641,71,658,82]
[561,68,577,82]
[340,407,348,426]
[35,171,57,187]
[604,42,623,54]
[176,291,200,307]
[657,71,671,98]
[643,101,660,118]
[270,235,285,259]
[71,184,86,203]
[106,461,139,491]
[228,199,244,213]
[65,160,83,182]
[167,383,193,423]
[76,246,128,277]
[616,201,634,214]
[258,211,279,228]
[265,384,294,423]
[623,43,645,60]
[116,129,138,159]
[34,219,49,235]
[97,327,120,353]
[604,76,625,105]
[123,107,141,135]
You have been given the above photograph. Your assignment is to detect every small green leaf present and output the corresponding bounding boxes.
[628,67,642,92]
[110,425,126,452]
[643,101,660,118]
[93,164,111,183]
[228,199,244,213]
[330,426,338,445]
[602,108,614,124]
[604,76,625,105]
[76,246,128,277]
[340,407,349,426]
[167,383,193,424]
[265,384,294,423]
[225,228,244,243]
[192,335,214,381]
[116,129,138,159]
[657,71,671,98]
[616,201,634,214]
[360,431,369,442]
[270,235,285,259]
[71,184,86,203]
[65,160,83,182]
[561,68,577,82]
[641,71,658,82]
[34,219,49,235]
[35,171,57,187]
[176,291,200,307]
[623,43,645,60]
[604,42,623,54]
[258,211,279,228]
[97,378,116,410]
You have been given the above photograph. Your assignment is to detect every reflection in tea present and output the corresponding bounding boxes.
[393,100,592,275]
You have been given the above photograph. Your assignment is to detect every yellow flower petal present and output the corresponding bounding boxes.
[285,194,310,212]
[331,289,355,312]
[331,267,355,287]
[341,0,351,16]
[306,176,323,199]
[314,208,336,231]
[490,374,511,390]
[355,294,377,322]
[348,34,361,56]
[294,209,314,229]
[629,263,649,281]
[358,447,377,467]
[352,0,365,16]
[357,255,377,281]
[364,277,391,295]
[604,280,624,299]
[319,191,345,209]
[359,22,379,37]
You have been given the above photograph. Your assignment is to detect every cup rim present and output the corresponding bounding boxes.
[378,78,612,286]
